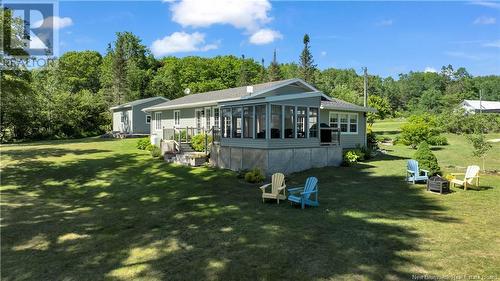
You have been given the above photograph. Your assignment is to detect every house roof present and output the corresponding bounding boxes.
[143,78,376,113]
[462,100,500,110]
[110,96,169,110]
[143,78,316,111]
[321,98,377,113]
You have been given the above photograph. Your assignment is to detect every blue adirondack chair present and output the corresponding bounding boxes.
[406,159,429,183]
[288,177,319,209]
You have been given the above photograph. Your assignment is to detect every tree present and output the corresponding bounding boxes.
[467,133,492,170]
[268,49,282,82]
[238,55,249,86]
[414,141,441,175]
[367,95,391,125]
[58,51,102,93]
[299,34,316,84]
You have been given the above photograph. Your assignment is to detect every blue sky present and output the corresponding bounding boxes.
[53,0,500,77]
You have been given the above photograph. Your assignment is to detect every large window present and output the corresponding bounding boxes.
[232,107,242,138]
[205,107,211,129]
[309,108,318,138]
[297,107,307,138]
[195,109,204,130]
[174,110,180,126]
[243,106,254,138]
[350,114,358,133]
[270,105,282,138]
[329,112,358,134]
[329,113,338,129]
[213,108,220,129]
[222,108,231,138]
[154,112,162,130]
[255,105,266,139]
[284,106,295,138]
[340,114,348,133]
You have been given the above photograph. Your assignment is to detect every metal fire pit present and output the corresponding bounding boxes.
[427,176,450,194]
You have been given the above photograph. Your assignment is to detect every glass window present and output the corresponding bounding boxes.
[329,112,338,129]
[243,106,254,138]
[270,105,282,138]
[340,113,348,132]
[297,107,307,138]
[195,109,204,130]
[309,108,318,138]
[146,115,151,124]
[174,110,180,126]
[284,106,295,138]
[205,108,211,129]
[255,105,266,139]
[154,112,162,130]
[213,108,220,129]
[350,114,358,133]
[232,107,242,138]
[222,108,231,138]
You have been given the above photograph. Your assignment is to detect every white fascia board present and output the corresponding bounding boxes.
[218,92,323,107]
[242,78,319,100]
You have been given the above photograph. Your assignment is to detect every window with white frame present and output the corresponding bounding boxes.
[329,112,358,133]
[296,107,307,138]
[213,108,220,128]
[173,110,180,126]
[195,109,204,129]
[146,115,151,124]
[205,107,211,129]
[154,112,162,130]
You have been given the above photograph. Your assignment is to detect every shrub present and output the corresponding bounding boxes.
[366,127,377,147]
[438,110,500,134]
[427,135,448,146]
[237,169,249,179]
[343,150,361,166]
[190,133,213,152]
[136,138,150,150]
[150,146,163,159]
[414,141,441,176]
[357,145,375,160]
[244,168,265,183]
[145,144,154,151]
[400,114,441,148]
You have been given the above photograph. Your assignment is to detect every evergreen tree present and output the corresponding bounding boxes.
[299,34,317,84]
[414,141,441,175]
[258,58,267,83]
[268,49,282,82]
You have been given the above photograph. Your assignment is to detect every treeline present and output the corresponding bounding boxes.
[2,27,500,142]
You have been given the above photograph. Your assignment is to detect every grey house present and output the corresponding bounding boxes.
[143,79,375,174]
[110,97,168,134]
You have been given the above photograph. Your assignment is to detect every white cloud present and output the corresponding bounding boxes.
[483,39,500,47]
[424,67,437,73]
[376,19,393,27]
[170,0,272,32]
[321,51,327,56]
[249,29,282,45]
[469,1,500,9]
[151,32,218,56]
[34,16,73,30]
[473,16,496,24]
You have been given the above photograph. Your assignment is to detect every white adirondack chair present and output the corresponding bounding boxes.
[450,165,480,190]
[259,173,286,204]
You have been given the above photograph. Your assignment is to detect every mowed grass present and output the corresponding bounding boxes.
[1,136,499,280]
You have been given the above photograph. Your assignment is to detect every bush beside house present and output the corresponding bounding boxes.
[414,141,441,176]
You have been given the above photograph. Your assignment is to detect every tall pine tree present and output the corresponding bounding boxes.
[299,34,317,84]
[268,49,282,82]
[238,54,249,86]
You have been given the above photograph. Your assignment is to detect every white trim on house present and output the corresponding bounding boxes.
[328,111,358,135]
[245,78,319,99]
[154,112,162,131]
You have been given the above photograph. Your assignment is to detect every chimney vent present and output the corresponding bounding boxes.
[246,86,254,94]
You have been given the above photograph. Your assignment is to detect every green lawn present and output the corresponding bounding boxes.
[1,137,499,280]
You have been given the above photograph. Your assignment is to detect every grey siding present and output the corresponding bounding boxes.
[132,99,166,134]
[320,109,366,148]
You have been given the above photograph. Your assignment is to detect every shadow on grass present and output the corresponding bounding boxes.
[1,149,460,280]
[1,148,110,160]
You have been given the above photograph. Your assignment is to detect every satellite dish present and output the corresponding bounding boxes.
[184,88,191,95]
